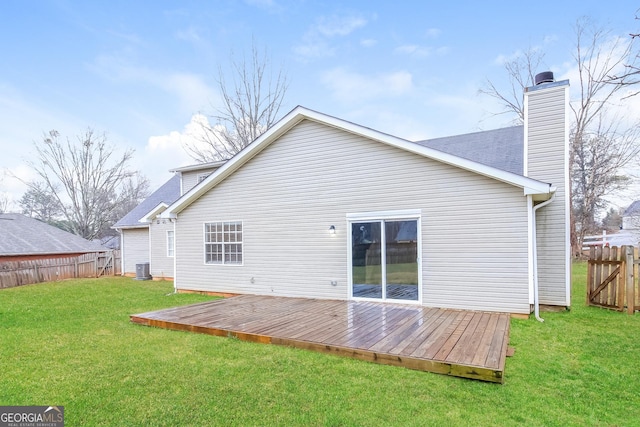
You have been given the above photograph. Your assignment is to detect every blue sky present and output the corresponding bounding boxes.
[0,0,638,208]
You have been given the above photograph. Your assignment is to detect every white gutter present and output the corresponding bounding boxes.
[531,192,556,322]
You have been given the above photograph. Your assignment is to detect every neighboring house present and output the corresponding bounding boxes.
[0,213,106,261]
[113,161,225,279]
[622,201,640,231]
[596,201,640,247]
[157,74,571,316]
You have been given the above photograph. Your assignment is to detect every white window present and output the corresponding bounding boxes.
[167,230,175,257]
[204,221,243,265]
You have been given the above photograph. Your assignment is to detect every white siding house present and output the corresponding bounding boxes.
[113,162,225,279]
[120,228,150,274]
[149,219,175,279]
[161,75,571,315]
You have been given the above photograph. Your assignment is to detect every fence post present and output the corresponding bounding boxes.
[625,245,635,315]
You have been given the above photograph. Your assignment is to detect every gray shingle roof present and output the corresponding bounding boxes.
[112,174,181,229]
[415,126,524,175]
[0,213,107,256]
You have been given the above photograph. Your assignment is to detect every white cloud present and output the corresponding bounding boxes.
[294,13,368,60]
[142,114,221,186]
[293,40,335,59]
[315,15,367,37]
[161,73,216,113]
[321,68,413,103]
[425,28,441,39]
[394,44,432,58]
[90,54,216,113]
[175,26,204,44]
[360,38,377,48]
[243,0,283,13]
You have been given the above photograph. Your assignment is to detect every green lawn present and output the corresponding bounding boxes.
[353,262,419,285]
[1,265,639,426]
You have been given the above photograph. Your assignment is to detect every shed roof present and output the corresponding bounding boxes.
[112,174,181,229]
[0,213,106,256]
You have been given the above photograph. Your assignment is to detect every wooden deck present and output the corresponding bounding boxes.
[131,295,511,383]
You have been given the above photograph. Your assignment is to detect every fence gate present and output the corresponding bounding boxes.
[587,245,638,314]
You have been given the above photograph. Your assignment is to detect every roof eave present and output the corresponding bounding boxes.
[112,224,149,231]
[162,106,554,217]
[162,108,308,217]
[138,202,169,224]
[169,160,227,173]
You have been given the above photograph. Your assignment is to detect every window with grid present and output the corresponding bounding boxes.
[204,221,242,264]
[167,230,175,257]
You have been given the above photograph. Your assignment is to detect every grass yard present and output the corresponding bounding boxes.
[352,262,419,285]
[1,265,640,426]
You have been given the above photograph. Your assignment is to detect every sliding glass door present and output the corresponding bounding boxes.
[351,219,419,302]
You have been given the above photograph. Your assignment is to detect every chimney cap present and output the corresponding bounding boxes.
[534,71,555,86]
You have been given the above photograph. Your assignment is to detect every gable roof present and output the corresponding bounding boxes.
[623,201,640,217]
[112,174,181,229]
[162,106,553,218]
[417,126,524,175]
[0,213,106,256]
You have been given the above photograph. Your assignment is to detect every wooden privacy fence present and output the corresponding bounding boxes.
[587,246,640,314]
[0,251,121,289]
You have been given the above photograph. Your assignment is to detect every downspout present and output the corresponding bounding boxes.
[531,191,556,322]
[172,218,177,294]
[118,228,125,276]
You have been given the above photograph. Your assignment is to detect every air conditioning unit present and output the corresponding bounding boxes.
[135,262,152,280]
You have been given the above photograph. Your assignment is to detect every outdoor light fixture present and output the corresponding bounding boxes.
[329,225,336,234]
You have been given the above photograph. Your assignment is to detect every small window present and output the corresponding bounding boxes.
[204,221,242,265]
[197,173,211,183]
[167,230,175,257]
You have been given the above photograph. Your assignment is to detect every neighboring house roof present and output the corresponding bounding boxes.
[0,213,106,256]
[112,174,181,229]
[417,126,524,175]
[96,234,120,250]
[162,106,553,218]
[623,200,640,217]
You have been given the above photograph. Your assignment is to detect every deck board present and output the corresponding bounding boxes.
[131,294,511,383]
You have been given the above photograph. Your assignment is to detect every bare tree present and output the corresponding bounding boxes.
[480,18,640,255]
[107,174,150,234]
[19,181,63,222]
[572,115,640,240]
[601,10,640,97]
[478,47,546,123]
[22,129,149,240]
[0,192,9,213]
[0,174,9,213]
[184,42,289,162]
[569,19,640,252]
